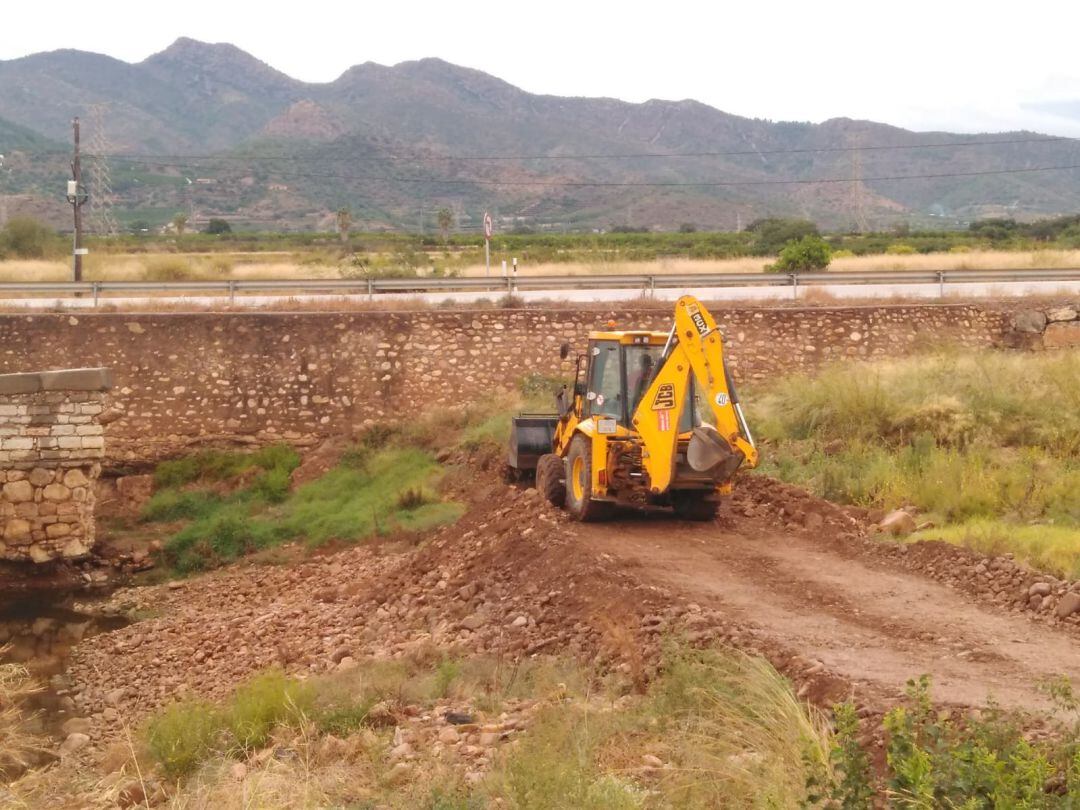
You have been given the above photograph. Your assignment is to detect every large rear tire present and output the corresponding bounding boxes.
[535,454,566,506]
[565,436,613,522]
[671,491,718,522]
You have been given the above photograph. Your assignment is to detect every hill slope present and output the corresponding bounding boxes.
[1,39,1079,231]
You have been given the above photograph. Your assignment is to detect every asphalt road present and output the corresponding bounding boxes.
[0,278,1075,310]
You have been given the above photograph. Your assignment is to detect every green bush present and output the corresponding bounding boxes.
[884,676,1054,807]
[885,243,917,255]
[227,670,313,751]
[0,217,64,260]
[145,698,223,779]
[768,235,832,273]
[141,489,221,523]
[753,350,1080,574]
[747,217,819,254]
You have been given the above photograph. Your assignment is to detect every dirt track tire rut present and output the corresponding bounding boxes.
[580,518,1080,712]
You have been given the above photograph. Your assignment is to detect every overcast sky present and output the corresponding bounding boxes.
[4,0,1080,136]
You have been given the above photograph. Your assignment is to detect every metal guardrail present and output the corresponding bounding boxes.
[0,267,1078,304]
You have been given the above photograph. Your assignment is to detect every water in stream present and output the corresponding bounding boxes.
[0,596,129,736]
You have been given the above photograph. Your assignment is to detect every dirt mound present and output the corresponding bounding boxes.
[62,479,703,754]
[59,464,1080,776]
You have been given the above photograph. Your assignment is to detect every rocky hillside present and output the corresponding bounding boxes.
[2,38,1080,230]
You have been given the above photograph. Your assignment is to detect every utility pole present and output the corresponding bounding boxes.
[66,117,89,282]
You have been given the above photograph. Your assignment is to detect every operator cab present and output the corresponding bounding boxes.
[579,333,698,432]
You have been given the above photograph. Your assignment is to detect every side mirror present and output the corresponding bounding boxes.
[559,342,571,360]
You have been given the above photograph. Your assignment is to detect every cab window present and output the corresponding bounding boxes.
[586,341,623,420]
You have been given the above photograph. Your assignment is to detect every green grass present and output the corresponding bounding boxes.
[226,670,314,752]
[145,698,223,779]
[276,447,464,547]
[148,445,462,573]
[752,349,1080,574]
[147,372,557,575]
[911,520,1080,579]
[139,641,1080,805]
[154,444,300,489]
[488,645,832,809]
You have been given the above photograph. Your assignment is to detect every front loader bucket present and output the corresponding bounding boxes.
[508,414,558,472]
[686,424,744,482]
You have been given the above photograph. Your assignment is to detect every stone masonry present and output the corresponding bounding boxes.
[0,302,1068,465]
[0,368,111,564]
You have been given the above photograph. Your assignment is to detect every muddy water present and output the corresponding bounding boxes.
[0,597,129,735]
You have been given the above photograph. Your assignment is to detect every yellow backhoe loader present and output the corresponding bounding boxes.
[508,295,758,521]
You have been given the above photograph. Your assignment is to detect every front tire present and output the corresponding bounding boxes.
[536,454,566,506]
[565,436,613,521]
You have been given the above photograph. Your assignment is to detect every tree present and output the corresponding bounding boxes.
[746,217,819,254]
[436,207,454,241]
[172,213,188,236]
[678,222,698,233]
[336,208,351,243]
[768,235,832,273]
[0,217,60,259]
[203,218,232,235]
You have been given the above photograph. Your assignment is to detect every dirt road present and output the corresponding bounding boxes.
[582,513,1080,712]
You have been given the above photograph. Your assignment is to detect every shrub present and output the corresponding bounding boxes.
[145,698,223,778]
[141,489,221,523]
[885,243,917,255]
[252,466,292,504]
[227,670,313,751]
[396,486,432,510]
[747,217,819,254]
[0,217,63,260]
[768,235,832,273]
[144,256,194,281]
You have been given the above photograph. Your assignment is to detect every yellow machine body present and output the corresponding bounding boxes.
[514,296,758,520]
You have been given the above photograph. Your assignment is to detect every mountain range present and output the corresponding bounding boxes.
[1,37,1079,233]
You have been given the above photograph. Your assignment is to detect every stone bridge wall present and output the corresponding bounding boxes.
[0,303,1070,466]
[0,369,111,563]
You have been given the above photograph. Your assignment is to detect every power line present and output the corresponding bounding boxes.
[86,104,120,237]
[22,135,1080,164]
[102,158,1080,188]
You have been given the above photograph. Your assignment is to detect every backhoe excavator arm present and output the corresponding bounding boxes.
[631,296,758,494]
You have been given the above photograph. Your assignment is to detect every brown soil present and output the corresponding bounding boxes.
[583,509,1079,712]
[49,467,1080,783]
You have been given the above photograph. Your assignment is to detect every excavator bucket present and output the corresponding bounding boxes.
[686,424,744,481]
[508,414,558,472]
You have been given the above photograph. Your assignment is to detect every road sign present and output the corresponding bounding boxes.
[483,212,493,240]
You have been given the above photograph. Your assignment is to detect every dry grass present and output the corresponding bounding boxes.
[458,249,1080,277]
[0,655,49,783]
[3,248,1079,284]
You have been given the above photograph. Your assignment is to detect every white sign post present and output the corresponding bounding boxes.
[483,211,493,277]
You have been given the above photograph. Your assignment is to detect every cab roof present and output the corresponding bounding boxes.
[587,330,668,342]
